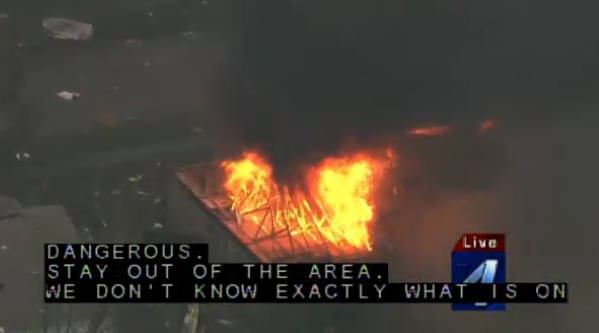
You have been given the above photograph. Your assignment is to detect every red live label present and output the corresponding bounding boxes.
[452,233,505,252]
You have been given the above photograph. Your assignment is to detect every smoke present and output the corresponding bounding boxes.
[370,114,599,333]
[218,0,599,183]
[212,0,599,332]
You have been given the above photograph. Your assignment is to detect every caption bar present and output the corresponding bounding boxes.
[44,243,568,304]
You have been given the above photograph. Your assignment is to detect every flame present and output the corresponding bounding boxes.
[220,151,390,256]
[406,125,450,136]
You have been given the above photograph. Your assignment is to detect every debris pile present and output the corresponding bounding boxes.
[42,18,93,40]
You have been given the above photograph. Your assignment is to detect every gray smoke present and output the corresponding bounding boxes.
[215,1,599,331]
[366,114,598,333]
[219,0,599,183]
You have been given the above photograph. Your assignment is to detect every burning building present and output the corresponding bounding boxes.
[161,121,499,332]
[163,121,496,263]
[163,149,394,332]
[167,149,392,262]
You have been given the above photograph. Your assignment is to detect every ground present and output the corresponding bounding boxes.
[0,1,236,332]
[1,0,224,231]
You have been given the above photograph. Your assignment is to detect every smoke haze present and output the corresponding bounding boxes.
[219,0,599,181]
[213,1,599,332]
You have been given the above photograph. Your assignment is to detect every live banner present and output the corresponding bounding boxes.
[44,244,568,304]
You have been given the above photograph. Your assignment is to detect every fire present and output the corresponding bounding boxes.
[220,151,390,256]
[406,125,450,136]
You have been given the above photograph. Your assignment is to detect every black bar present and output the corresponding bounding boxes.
[44,243,209,262]
[45,262,388,284]
[222,263,388,283]
[45,282,568,303]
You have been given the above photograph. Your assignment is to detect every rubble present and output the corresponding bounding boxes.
[123,39,141,46]
[0,196,22,220]
[42,18,93,40]
[182,304,200,333]
[128,175,142,182]
[15,152,31,161]
[57,91,80,101]
[9,321,112,333]
[182,31,197,39]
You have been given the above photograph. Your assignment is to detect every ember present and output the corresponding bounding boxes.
[406,125,451,136]
[219,151,390,258]
[479,119,498,133]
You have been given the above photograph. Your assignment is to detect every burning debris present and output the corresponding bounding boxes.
[406,125,451,137]
[175,119,500,262]
[406,120,499,137]
[177,150,393,261]
[220,151,390,254]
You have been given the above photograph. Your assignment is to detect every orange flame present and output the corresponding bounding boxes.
[220,151,390,256]
[406,125,450,136]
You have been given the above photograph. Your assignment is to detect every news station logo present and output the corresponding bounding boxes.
[451,233,506,311]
